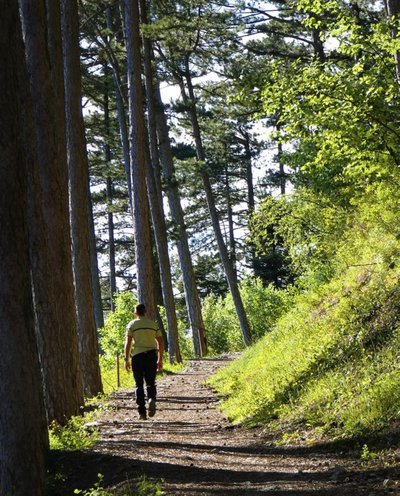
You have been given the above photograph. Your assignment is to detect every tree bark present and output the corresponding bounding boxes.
[123,0,156,317]
[152,66,208,357]
[105,6,132,202]
[0,3,48,494]
[88,193,105,330]
[106,175,117,310]
[140,0,182,362]
[179,62,252,347]
[20,0,84,423]
[104,72,117,310]
[61,0,103,397]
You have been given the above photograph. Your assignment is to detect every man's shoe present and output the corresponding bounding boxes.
[139,412,147,420]
[148,398,156,417]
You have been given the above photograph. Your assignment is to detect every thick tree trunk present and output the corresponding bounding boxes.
[123,0,156,317]
[180,63,252,347]
[0,4,48,494]
[61,0,103,397]
[140,0,182,362]
[20,0,84,422]
[152,69,207,357]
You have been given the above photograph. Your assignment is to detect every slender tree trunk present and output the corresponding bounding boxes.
[123,0,156,317]
[242,130,255,213]
[105,6,132,201]
[152,70,207,357]
[180,62,252,346]
[88,193,104,330]
[106,176,117,310]
[61,0,103,397]
[0,4,48,494]
[140,0,182,362]
[20,0,84,422]
[104,78,118,309]
[224,162,237,275]
[276,123,286,195]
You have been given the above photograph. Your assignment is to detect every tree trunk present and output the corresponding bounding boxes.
[179,62,252,347]
[240,127,260,278]
[152,68,207,357]
[104,72,118,309]
[276,123,286,195]
[88,193,104,330]
[242,129,256,213]
[61,0,103,397]
[20,0,84,423]
[107,175,117,310]
[225,162,237,276]
[0,4,48,494]
[140,0,182,362]
[105,6,132,202]
[123,0,156,317]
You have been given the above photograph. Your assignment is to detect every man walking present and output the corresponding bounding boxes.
[124,303,164,420]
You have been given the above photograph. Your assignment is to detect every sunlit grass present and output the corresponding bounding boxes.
[209,224,400,440]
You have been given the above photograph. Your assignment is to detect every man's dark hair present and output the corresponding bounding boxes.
[135,303,146,316]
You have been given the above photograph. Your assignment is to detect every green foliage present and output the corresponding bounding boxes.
[99,292,136,366]
[202,277,291,353]
[260,9,400,202]
[49,414,99,451]
[135,475,164,496]
[210,187,400,438]
[250,190,347,281]
[100,355,133,395]
[157,305,194,360]
[74,474,110,496]
[74,473,163,496]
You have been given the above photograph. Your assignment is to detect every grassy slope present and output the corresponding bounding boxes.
[209,221,400,440]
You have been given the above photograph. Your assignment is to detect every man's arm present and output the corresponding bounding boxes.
[156,336,164,371]
[124,334,133,371]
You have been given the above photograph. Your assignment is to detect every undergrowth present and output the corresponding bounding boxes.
[74,473,163,496]
[209,192,400,441]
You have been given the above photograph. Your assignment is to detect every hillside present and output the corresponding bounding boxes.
[210,197,400,444]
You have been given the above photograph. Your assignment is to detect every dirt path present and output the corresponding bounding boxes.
[50,357,399,495]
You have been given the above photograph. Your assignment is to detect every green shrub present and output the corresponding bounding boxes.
[202,277,291,354]
[49,414,99,451]
[74,473,163,496]
[209,191,400,438]
[99,291,136,367]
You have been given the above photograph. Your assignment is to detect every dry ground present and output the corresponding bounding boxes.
[49,357,400,495]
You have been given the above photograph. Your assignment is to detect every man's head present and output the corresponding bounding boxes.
[135,303,146,316]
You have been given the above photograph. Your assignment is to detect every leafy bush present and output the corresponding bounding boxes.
[99,291,136,367]
[202,277,291,354]
[49,414,99,451]
[74,474,163,496]
[209,190,400,438]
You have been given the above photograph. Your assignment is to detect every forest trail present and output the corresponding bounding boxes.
[51,357,398,495]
